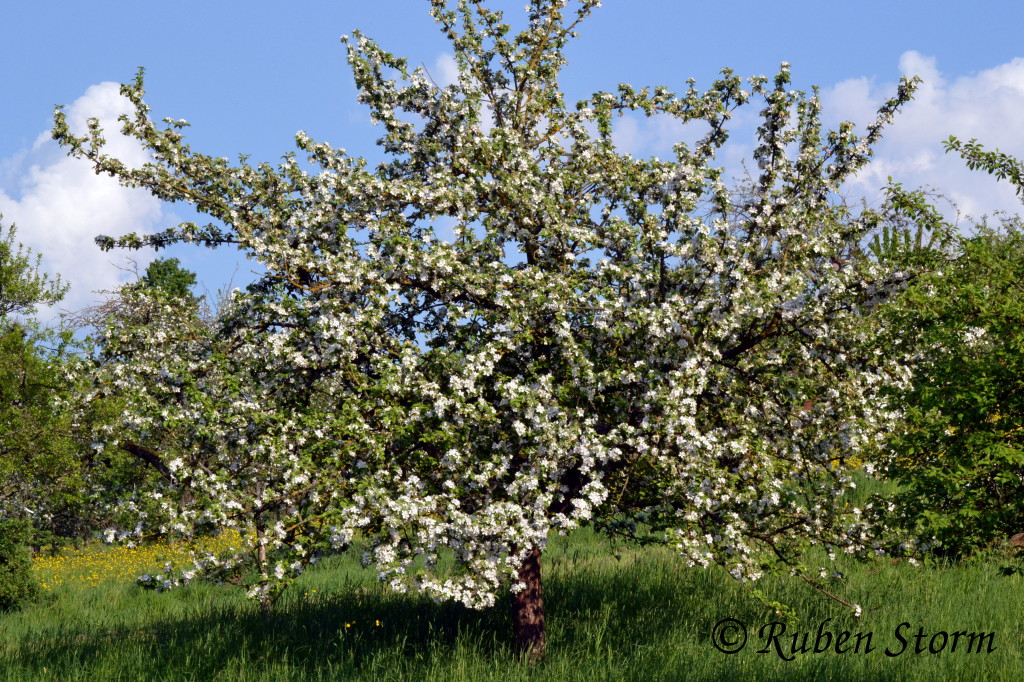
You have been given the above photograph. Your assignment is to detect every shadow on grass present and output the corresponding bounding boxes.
[7,547,989,681]
[5,552,775,680]
[8,586,510,680]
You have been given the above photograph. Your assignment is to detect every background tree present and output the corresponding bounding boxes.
[876,217,1024,555]
[55,0,921,659]
[0,219,76,608]
[866,183,954,269]
[133,257,198,303]
[0,218,65,320]
[0,323,79,542]
[76,248,404,610]
[68,258,208,552]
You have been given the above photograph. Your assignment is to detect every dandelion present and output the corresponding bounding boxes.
[33,530,248,591]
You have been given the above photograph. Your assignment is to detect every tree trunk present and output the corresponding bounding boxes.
[512,545,545,662]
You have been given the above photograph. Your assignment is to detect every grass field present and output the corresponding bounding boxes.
[2,527,1022,681]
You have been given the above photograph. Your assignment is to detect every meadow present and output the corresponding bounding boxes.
[2,527,1023,681]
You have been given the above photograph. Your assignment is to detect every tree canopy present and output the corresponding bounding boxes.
[136,257,198,303]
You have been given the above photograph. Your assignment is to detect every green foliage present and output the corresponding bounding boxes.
[0,218,89,549]
[0,323,79,520]
[867,181,955,269]
[0,519,40,612]
[134,257,199,303]
[873,140,1024,558]
[945,136,1024,198]
[880,215,1024,556]
[0,218,67,319]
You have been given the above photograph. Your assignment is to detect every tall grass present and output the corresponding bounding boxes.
[2,527,1022,680]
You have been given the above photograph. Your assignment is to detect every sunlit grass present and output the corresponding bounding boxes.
[3,528,1023,681]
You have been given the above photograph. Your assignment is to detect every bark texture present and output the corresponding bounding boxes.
[512,545,545,662]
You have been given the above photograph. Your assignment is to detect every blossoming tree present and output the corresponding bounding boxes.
[57,0,919,659]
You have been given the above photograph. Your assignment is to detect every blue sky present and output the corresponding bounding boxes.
[4,0,1024,318]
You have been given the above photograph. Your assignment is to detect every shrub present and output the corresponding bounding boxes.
[0,519,41,611]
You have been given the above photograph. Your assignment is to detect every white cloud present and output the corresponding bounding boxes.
[0,82,164,321]
[823,51,1024,220]
[432,53,460,88]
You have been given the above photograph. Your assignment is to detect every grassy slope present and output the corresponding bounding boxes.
[2,528,1022,681]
